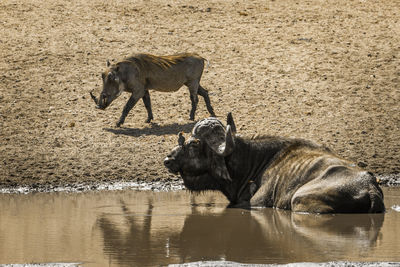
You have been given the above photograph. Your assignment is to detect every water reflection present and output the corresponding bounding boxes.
[96,199,172,266]
[0,188,399,266]
[96,195,385,266]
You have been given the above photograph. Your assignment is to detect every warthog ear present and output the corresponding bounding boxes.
[106,60,111,67]
[178,132,185,146]
[226,112,236,134]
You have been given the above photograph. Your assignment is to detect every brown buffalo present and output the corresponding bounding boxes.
[164,113,385,213]
[91,53,216,127]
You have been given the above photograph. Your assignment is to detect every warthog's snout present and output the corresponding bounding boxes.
[95,104,106,110]
[90,90,104,110]
[91,90,108,110]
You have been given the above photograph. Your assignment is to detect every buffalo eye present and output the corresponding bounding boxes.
[188,139,200,148]
[187,141,201,157]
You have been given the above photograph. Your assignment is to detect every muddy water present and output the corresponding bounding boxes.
[0,187,399,267]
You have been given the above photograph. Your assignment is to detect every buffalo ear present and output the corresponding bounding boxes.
[178,132,185,146]
[226,112,236,134]
[210,153,232,182]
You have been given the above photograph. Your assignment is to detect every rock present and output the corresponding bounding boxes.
[357,161,368,168]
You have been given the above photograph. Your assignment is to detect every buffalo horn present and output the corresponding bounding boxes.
[226,112,236,134]
[214,125,235,156]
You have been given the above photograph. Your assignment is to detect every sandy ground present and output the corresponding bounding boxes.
[0,0,399,190]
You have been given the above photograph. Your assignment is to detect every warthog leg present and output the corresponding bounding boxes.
[142,90,153,123]
[187,80,216,120]
[186,80,199,121]
[198,85,216,117]
[117,94,141,127]
[189,93,199,121]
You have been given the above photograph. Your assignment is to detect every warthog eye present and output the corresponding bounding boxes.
[108,71,118,81]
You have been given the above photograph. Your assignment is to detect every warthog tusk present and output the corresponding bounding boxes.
[90,90,98,105]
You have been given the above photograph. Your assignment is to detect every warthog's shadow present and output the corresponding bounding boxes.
[104,122,196,137]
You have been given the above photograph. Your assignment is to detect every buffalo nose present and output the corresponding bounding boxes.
[164,157,172,167]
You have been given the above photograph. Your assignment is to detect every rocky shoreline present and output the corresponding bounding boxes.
[0,174,399,194]
[377,174,400,186]
[0,177,185,194]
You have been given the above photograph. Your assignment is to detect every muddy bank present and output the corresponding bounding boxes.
[170,261,400,267]
[2,262,399,267]
[0,177,184,194]
[1,0,399,189]
[0,174,399,194]
[378,174,400,186]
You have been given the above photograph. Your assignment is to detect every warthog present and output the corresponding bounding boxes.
[164,113,385,213]
[90,53,216,127]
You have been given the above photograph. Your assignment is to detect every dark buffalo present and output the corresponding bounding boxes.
[164,113,385,213]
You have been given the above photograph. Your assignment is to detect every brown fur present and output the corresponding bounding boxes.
[93,53,215,127]
[124,53,195,71]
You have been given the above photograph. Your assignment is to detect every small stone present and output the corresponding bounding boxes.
[357,161,368,168]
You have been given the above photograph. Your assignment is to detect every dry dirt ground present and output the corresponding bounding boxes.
[0,0,399,190]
